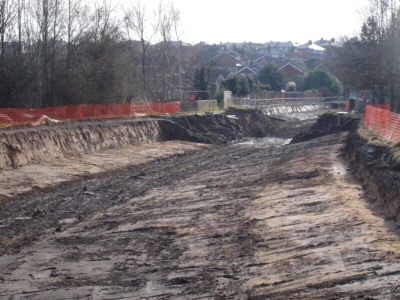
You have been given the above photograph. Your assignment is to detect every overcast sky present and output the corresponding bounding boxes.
[117,0,370,44]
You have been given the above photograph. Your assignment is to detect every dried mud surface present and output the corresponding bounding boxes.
[1,131,400,299]
[0,141,208,201]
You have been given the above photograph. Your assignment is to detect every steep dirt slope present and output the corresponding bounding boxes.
[345,130,400,227]
[292,112,400,228]
[0,112,273,171]
[0,119,164,170]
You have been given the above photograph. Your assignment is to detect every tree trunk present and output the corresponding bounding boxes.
[42,0,51,107]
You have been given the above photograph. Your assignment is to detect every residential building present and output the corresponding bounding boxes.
[295,43,325,59]
[212,52,240,70]
[278,62,305,81]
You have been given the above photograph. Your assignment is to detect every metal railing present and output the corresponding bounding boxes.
[232,96,344,107]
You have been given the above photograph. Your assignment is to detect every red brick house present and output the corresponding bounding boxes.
[254,57,269,69]
[278,63,304,81]
[236,66,257,77]
[295,43,325,59]
[212,53,240,69]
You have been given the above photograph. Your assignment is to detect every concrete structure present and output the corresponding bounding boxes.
[223,91,233,109]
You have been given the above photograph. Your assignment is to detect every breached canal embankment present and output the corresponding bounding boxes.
[0,106,322,201]
[0,110,272,171]
[3,108,400,299]
[0,104,325,172]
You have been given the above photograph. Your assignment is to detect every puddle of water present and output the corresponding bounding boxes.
[237,140,255,146]
[235,137,292,148]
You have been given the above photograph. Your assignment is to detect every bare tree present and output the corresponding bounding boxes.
[0,0,204,109]
[171,6,183,101]
[335,0,400,111]
[124,1,160,97]
[154,2,174,99]
[0,0,15,57]
[66,0,87,68]
[16,0,25,55]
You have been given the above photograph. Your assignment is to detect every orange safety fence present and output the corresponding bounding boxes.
[0,101,181,128]
[364,104,400,142]
[370,104,392,111]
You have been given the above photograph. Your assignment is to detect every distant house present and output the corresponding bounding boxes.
[309,44,325,57]
[263,41,294,57]
[212,52,240,69]
[235,66,257,77]
[278,63,304,81]
[295,44,311,59]
[253,57,269,70]
[315,39,335,57]
[245,54,270,69]
[295,43,325,59]
[241,42,266,55]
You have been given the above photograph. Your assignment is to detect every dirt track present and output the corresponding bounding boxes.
[1,128,400,298]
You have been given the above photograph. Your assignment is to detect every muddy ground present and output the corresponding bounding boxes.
[1,109,400,299]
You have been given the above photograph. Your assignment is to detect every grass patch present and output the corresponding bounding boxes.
[357,121,400,166]
[357,122,392,147]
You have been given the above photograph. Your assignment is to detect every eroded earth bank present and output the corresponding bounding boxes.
[1,105,400,299]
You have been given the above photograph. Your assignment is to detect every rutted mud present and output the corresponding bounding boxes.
[1,108,400,299]
[1,135,400,298]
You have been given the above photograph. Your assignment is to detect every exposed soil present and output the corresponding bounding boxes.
[291,112,360,143]
[293,112,400,228]
[1,108,400,299]
[0,141,209,201]
[0,107,319,202]
[0,105,324,171]
[345,127,400,228]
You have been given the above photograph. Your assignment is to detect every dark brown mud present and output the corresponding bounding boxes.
[2,109,400,299]
[2,132,400,299]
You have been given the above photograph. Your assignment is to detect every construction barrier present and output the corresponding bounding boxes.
[370,104,391,111]
[364,104,400,142]
[0,102,181,128]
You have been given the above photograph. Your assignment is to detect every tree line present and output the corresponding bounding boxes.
[0,0,204,108]
[334,0,400,112]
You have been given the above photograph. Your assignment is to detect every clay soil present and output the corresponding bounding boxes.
[1,117,400,298]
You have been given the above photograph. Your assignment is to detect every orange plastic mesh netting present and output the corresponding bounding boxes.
[364,104,400,142]
[0,102,181,128]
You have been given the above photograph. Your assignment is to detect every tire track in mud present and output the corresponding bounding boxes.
[1,132,400,299]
